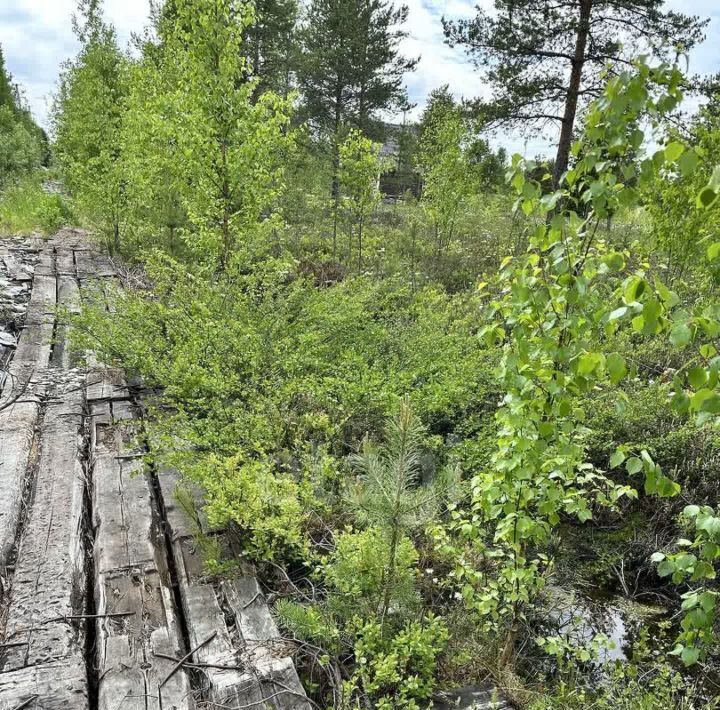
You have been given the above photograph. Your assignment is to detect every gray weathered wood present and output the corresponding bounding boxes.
[89,379,195,709]
[92,454,157,574]
[10,272,55,372]
[1,391,86,668]
[96,570,194,710]
[0,389,88,708]
[163,472,311,708]
[0,400,39,568]
[0,656,88,709]
[85,367,130,402]
[55,249,76,276]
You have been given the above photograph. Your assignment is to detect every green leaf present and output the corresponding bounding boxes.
[664,141,685,163]
[691,389,720,414]
[577,352,602,375]
[606,353,627,384]
[657,559,675,577]
[609,449,625,468]
[657,475,681,498]
[708,242,720,261]
[678,149,699,176]
[669,323,692,348]
[681,646,700,666]
[608,306,628,321]
[603,252,625,272]
[697,186,719,209]
[688,366,707,390]
[624,277,646,303]
[626,457,643,475]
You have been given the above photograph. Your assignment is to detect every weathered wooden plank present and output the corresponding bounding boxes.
[157,468,212,540]
[85,368,130,402]
[10,272,55,371]
[0,656,88,709]
[163,475,310,708]
[91,397,155,574]
[90,387,194,709]
[93,454,157,574]
[257,657,313,710]
[55,249,76,276]
[75,249,115,280]
[223,580,311,710]
[53,275,81,369]
[0,399,39,568]
[1,391,87,670]
[33,251,53,278]
[184,584,266,707]
[224,577,280,647]
[95,569,193,710]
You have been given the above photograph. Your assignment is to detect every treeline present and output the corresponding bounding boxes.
[0,47,48,186]
[52,0,512,277]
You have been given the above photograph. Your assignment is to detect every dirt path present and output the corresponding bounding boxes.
[0,231,310,710]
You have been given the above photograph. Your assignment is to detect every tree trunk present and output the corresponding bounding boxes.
[332,83,343,259]
[553,0,593,188]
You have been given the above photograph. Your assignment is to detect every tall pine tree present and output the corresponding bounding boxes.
[298,0,416,246]
[443,0,707,186]
[244,0,298,98]
[299,0,416,140]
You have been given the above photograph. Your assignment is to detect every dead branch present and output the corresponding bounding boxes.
[159,631,217,688]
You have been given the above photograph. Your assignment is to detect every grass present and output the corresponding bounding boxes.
[0,173,74,236]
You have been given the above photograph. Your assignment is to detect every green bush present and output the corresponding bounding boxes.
[0,176,73,235]
[352,615,449,709]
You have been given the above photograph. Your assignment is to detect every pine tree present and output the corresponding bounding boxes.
[349,396,456,624]
[443,0,707,187]
[299,0,416,139]
[298,0,416,250]
[244,0,299,98]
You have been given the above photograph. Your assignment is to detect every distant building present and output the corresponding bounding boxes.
[378,122,422,199]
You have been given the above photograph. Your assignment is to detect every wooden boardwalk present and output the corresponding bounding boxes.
[0,231,310,709]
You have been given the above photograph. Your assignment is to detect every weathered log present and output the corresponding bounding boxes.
[0,400,39,568]
[0,390,88,706]
[88,376,195,709]
[0,656,88,709]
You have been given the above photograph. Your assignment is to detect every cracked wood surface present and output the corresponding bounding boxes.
[0,231,311,709]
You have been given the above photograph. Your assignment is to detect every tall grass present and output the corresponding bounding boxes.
[0,174,73,236]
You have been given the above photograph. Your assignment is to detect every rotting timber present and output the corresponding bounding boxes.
[0,230,310,710]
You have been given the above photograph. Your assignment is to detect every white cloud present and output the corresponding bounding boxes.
[0,0,150,130]
[0,0,718,158]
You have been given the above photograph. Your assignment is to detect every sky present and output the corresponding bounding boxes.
[1,0,719,157]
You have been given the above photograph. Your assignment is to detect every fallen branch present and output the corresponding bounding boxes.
[6,611,136,635]
[60,612,136,621]
[159,631,217,688]
[11,696,38,710]
[152,650,244,672]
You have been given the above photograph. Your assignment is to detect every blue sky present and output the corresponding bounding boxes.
[1,0,719,156]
